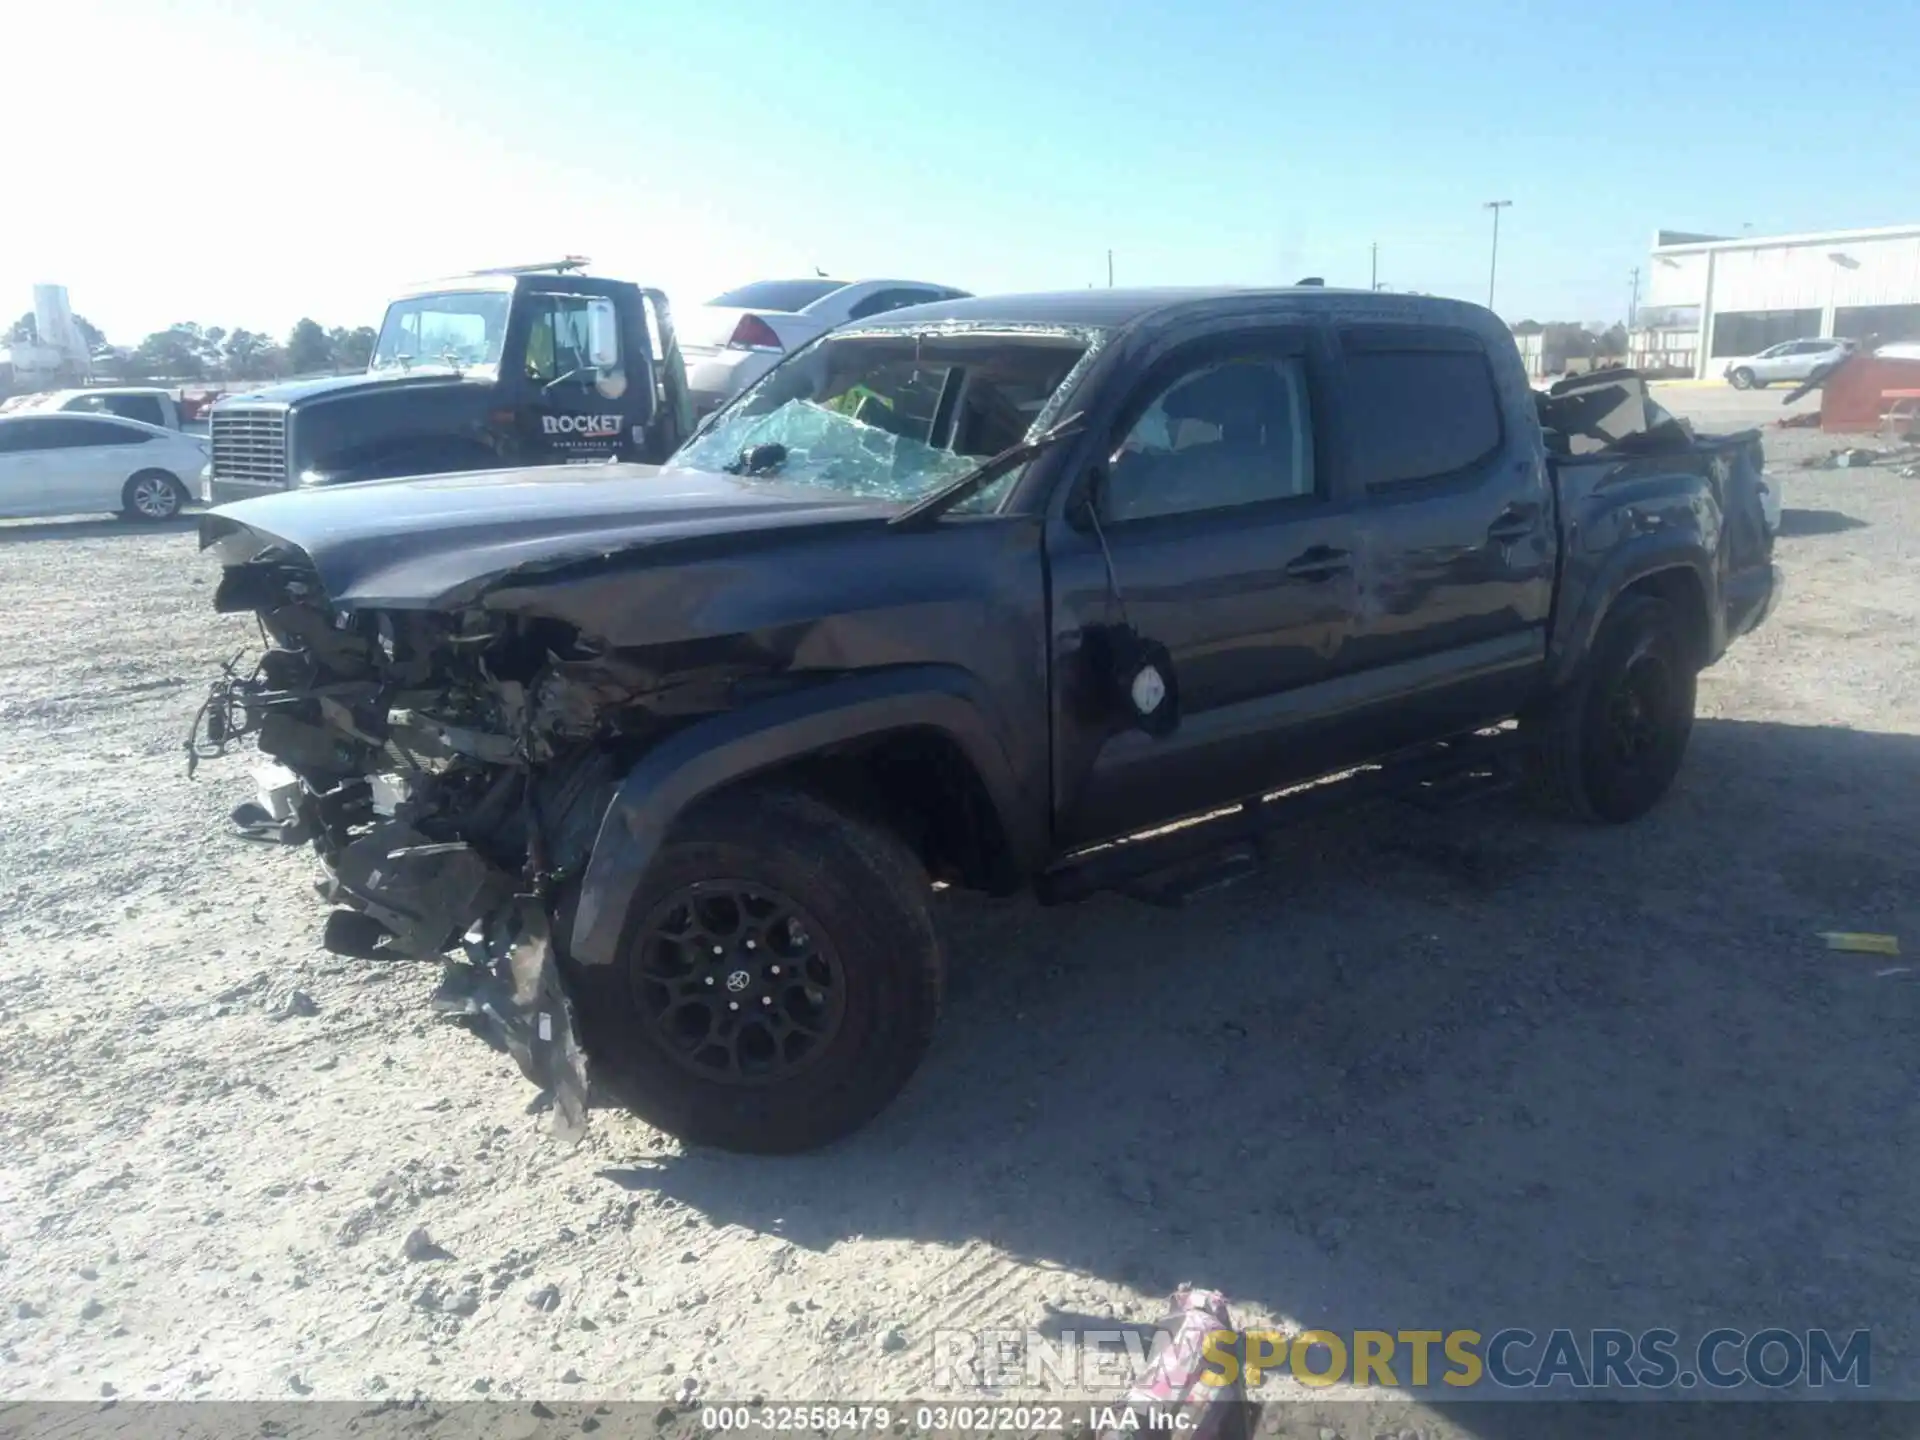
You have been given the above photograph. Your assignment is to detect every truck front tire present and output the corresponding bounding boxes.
[1526,596,1697,823]
[581,786,944,1153]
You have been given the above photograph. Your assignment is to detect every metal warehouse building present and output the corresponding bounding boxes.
[1631,223,1920,378]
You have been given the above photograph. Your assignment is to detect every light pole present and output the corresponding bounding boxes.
[1371,242,1378,291]
[1626,265,1640,368]
[1483,200,1512,311]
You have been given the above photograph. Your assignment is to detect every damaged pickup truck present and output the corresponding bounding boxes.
[190,289,1780,1153]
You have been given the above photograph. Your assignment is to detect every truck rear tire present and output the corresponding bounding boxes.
[1525,596,1696,823]
[581,786,944,1153]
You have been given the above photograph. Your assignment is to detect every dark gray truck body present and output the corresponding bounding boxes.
[191,288,1778,1148]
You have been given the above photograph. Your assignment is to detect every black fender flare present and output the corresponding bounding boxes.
[567,665,1039,969]
[1548,535,1716,688]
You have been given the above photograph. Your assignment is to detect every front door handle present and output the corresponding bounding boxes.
[1284,545,1351,580]
[1488,505,1539,544]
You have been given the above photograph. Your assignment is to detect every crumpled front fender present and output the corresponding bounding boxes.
[568,664,1039,969]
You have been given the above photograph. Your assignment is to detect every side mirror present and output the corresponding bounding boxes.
[587,302,620,370]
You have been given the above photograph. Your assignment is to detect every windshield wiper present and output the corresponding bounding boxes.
[887,412,1085,530]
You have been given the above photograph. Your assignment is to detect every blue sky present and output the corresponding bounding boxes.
[4,0,1913,343]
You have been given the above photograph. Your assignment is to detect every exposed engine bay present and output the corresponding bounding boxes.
[184,546,717,1141]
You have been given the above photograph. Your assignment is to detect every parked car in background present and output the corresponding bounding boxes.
[0,412,207,521]
[22,386,196,432]
[680,277,970,416]
[1724,337,1855,389]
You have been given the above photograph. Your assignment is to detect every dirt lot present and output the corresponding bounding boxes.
[3,385,1917,1412]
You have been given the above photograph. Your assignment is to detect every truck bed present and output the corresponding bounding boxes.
[1541,371,1779,678]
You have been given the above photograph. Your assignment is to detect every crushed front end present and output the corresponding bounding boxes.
[185,543,664,1141]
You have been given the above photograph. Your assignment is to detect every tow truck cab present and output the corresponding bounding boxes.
[206,260,693,504]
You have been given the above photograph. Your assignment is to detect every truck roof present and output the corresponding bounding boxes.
[854,286,1496,336]
[388,273,525,300]
[388,263,618,301]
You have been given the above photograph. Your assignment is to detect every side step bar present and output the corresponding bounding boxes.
[1034,728,1522,909]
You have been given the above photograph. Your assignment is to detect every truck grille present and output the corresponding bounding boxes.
[211,405,290,487]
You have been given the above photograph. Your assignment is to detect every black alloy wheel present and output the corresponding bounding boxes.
[631,881,846,1085]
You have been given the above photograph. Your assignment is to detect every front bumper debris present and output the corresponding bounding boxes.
[195,710,595,1144]
[434,898,592,1144]
[183,532,645,1145]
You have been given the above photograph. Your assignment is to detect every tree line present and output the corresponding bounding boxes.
[6,312,379,383]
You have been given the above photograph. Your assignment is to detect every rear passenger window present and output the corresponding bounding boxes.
[847,288,943,321]
[40,417,148,448]
[1343,345,1502,489]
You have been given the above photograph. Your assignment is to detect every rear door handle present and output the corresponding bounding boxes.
[1284,545,1351,580]
[1488,505,1539,543]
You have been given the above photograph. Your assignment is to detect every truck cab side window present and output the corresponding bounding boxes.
[525,294,626,399]
[116,397,164,426]
[72,394,164,427]
[641,295,666,363]
[1102,356,1315,523]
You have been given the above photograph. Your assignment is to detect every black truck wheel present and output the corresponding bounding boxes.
[583,786,943,1153]
[1525,596,1697,823]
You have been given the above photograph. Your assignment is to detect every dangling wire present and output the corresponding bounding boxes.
[184,649,260,776]
[1087,467,1132,632]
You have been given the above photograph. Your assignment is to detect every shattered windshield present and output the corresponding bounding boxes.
[668,328,1099,505]
[371,291,511,372]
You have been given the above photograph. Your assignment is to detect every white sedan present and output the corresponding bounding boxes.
[0,412,208,521]
[679,277,970,417]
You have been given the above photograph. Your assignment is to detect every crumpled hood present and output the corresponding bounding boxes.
[199,462,894,608]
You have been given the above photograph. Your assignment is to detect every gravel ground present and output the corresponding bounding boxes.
[2,385,1917,1414]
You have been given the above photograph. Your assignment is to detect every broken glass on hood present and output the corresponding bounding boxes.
[667,326,1100,505]
[684,397,979,498]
